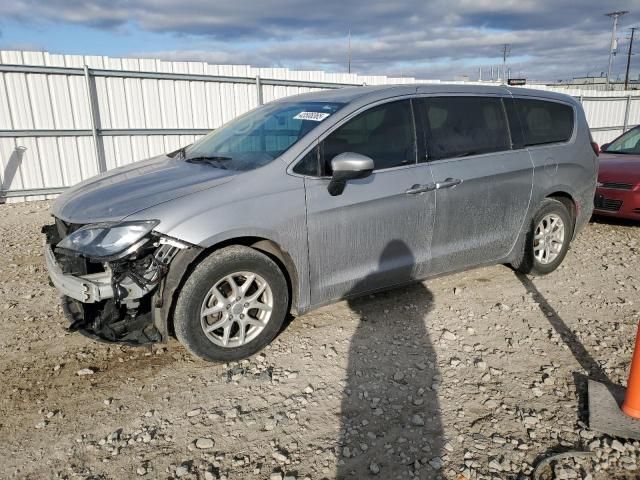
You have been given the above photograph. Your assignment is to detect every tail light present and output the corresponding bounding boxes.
[591,141,600,156]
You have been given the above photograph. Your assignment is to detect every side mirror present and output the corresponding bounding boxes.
[328,152,374,196]
[600,143,610,152]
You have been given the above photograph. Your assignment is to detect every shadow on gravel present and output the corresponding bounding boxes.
[337,240,443,479]
[515,272,608,383]
[0,146,26,203]
[515,272,611,424]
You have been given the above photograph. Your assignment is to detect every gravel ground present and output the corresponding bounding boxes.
[0,201,639,480]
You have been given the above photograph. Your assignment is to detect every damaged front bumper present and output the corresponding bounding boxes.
[45,244,113,303]
[43,221,195,345]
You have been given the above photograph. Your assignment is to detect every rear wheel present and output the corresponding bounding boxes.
[512,198,574,275]
[174,245,289,362]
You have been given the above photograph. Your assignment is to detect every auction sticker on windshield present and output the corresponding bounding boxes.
[294,111,331,121]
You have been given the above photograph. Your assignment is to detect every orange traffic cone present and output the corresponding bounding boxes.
[622,323,640,419]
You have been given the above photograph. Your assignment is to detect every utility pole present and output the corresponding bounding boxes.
[347,28,352,74]
[501,44,511,83]
[606,11,629,89]
[625,27,637,90]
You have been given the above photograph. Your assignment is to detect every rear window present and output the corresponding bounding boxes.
[417,96,511,160]
[512,98,574,147]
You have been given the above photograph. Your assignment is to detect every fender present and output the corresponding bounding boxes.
[151,230,305,341]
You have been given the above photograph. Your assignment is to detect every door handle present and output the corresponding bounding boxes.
[405,183,436,195]
[435,178,462,190]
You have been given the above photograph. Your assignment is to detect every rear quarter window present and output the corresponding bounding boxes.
[513,98,574,147]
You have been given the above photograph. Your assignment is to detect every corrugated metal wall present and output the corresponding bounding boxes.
[1,50,639,202]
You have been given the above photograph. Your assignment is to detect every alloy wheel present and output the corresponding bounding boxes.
[533,214,565,265]
[200,271,273,348]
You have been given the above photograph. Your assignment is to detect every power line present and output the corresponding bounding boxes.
[347,28,352,74]
[605,11,629,89]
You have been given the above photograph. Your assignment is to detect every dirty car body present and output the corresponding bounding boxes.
[44,84,597,359]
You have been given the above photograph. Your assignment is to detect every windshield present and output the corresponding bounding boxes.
[182,101,344,170]
[605,127,640,155]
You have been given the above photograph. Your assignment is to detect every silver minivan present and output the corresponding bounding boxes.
[44,85,597,361]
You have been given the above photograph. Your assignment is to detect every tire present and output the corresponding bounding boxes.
[511,198,574,276]
[174,245,289,362]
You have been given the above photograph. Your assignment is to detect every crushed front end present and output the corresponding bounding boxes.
[43,218,194,345]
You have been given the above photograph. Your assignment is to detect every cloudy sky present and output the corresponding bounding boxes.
[0,1,639,82]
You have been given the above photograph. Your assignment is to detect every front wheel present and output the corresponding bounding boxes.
[511,198,574,276]
[174,245,289,362]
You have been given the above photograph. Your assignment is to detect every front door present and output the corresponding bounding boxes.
[415,95,534,274]
[304,99,437,306]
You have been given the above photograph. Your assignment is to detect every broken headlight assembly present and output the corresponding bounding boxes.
[48,218,191,345]
[56,220,159,260]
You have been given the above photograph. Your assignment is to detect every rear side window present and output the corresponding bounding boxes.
[512,98,574,146]
[417,96,511,160]
[321,99,416,174]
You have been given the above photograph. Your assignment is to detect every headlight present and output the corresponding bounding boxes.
[57,220,159,260]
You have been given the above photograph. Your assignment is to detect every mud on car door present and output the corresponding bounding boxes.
[303,99,437,305]
[415,95,534,274]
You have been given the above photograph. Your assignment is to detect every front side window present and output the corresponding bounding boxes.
[418,96,511,160]
[320,99,416,174]
[605,127,640,154]
[183,101,343,171]
[512,98,574,147]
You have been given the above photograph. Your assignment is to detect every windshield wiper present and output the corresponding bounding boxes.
[185,155,233,168]
[186,155,233,162]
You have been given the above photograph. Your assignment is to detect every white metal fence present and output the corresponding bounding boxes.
[1,50,640,201]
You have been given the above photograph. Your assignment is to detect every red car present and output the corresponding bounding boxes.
[594,126,640,221]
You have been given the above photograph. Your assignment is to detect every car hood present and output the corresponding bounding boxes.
[598,153,640,184]
[52,155,236,224]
